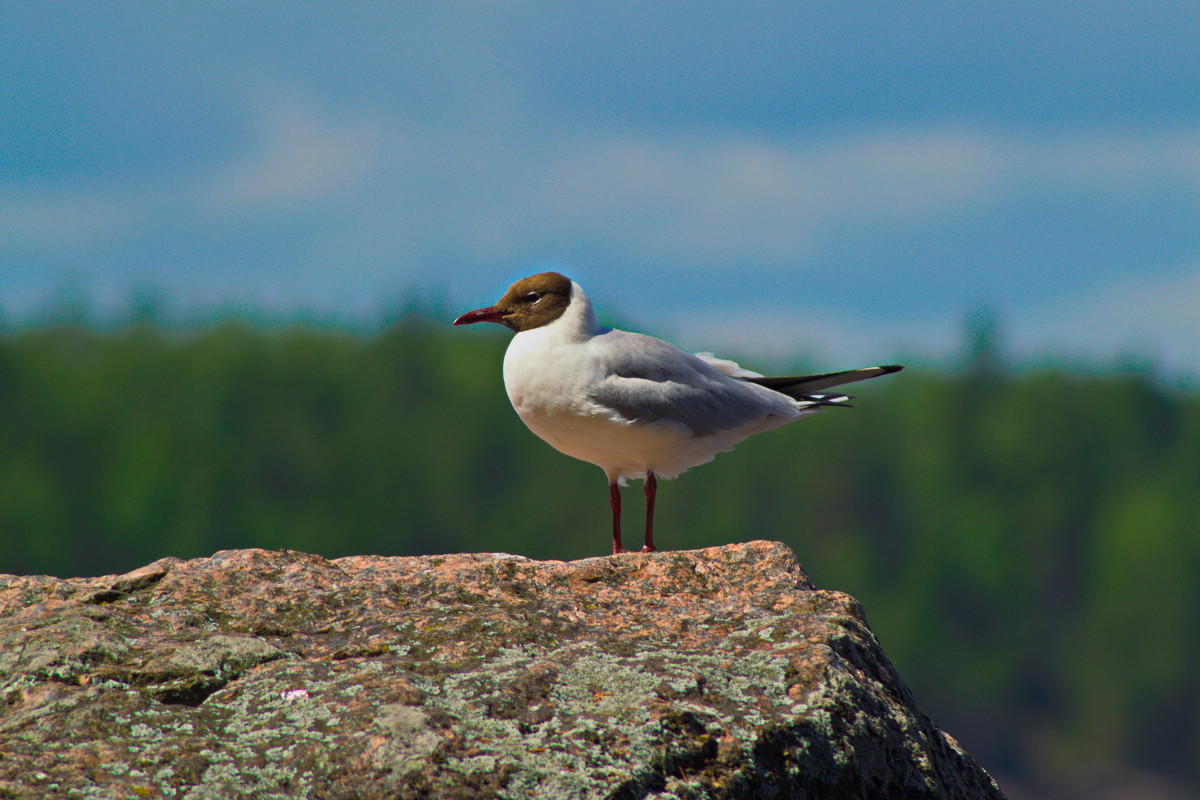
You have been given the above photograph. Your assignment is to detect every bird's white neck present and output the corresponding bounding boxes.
[503,281,604,374]
[542,281,604,344]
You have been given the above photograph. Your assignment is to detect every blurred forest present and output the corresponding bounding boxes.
[1,311,1197,798]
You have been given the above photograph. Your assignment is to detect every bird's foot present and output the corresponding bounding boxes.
[640,544,658,553]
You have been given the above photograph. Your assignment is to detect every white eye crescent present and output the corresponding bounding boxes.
[524,291,542,304]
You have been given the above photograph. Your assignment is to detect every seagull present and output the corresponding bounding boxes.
[453,272,902,555]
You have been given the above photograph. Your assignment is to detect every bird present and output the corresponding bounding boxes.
[453,272,902,555]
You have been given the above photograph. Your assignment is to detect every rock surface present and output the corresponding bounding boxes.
[0,541,1005,799]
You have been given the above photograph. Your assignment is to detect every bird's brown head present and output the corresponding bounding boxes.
[452,272,573,333]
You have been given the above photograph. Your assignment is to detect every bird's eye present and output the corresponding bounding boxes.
[524,291,542,304]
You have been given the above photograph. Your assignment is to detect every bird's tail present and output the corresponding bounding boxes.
[745,364,903,405]
[794,391,856,408]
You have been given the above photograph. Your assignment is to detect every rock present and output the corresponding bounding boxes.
[0,542,1005,799]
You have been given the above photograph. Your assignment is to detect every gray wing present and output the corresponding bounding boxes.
[585,330,794,436]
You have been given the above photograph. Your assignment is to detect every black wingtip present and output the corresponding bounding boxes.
[746,364,905,398]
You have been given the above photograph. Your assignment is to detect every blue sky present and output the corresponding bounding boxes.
[3,2,1200,375]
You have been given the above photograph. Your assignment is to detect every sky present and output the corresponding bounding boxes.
[3,2,1200,376]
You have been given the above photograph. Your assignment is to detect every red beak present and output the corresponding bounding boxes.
[452,306,507,326]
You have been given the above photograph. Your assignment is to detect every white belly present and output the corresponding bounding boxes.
[517,405,699,481]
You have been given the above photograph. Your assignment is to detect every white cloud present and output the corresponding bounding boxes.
[0,186,146,255]
[0,99,382,261]
[205,99,382,208]
[997,127,1200,194]
[527,128,1001,264]
[796,130,1003,217]
[1010,263,1200,377]
[655,300,964,373]
[480,121,1200,272]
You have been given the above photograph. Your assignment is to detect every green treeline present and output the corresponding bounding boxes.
[1,317,1198,791]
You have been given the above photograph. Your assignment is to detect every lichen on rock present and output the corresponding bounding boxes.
[0,541,1006,799]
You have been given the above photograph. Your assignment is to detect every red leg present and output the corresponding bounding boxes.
[642,471,658,552]
[610,481,625,554]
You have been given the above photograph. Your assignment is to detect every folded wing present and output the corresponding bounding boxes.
[585,331,804,437]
